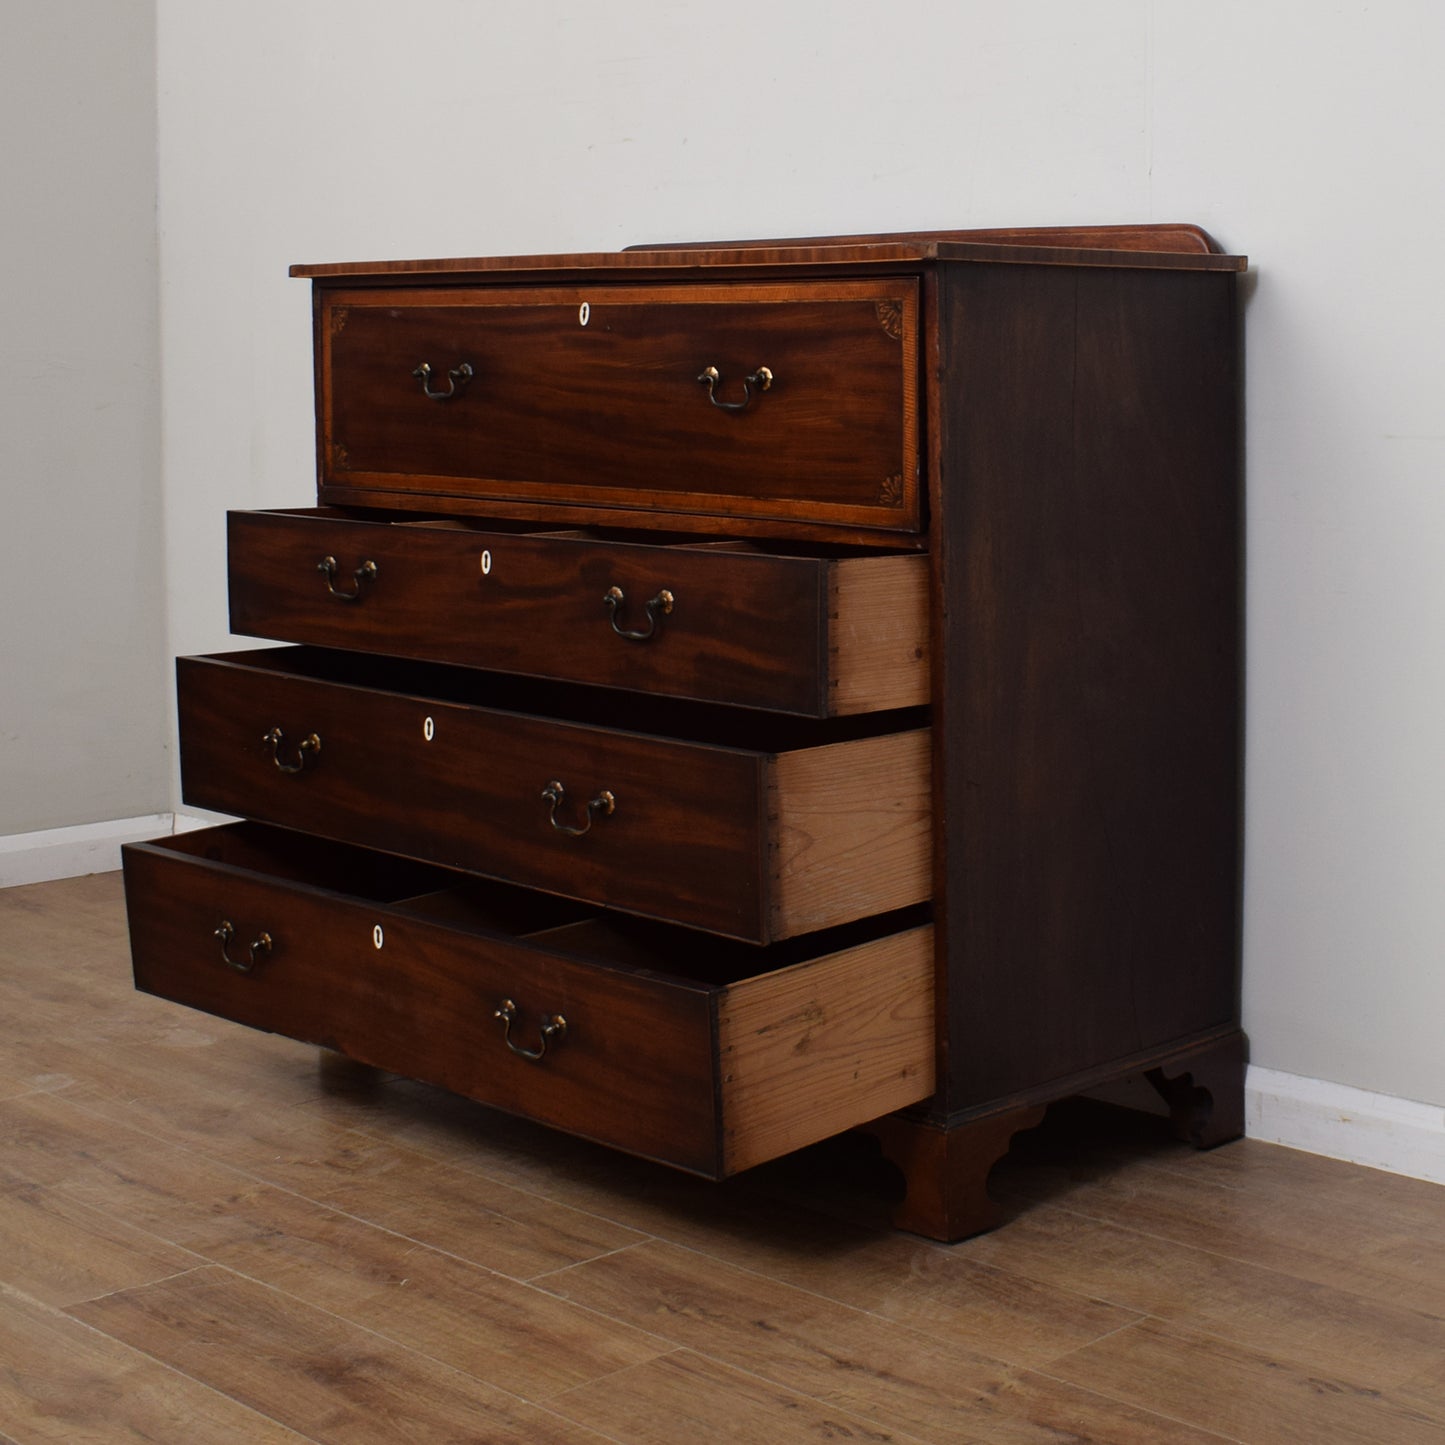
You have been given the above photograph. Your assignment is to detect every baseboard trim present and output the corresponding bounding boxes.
[1247,1065,1445,1186]
[0,813,176,888]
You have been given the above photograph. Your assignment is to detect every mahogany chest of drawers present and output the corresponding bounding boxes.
[123,224,1247,1239]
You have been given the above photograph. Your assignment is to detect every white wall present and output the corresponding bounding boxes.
[154,1,1445,1110]
[0,2,168,836]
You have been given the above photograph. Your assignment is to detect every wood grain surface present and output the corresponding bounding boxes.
[767,727,932,936]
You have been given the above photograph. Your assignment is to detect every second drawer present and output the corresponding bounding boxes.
[228,508,929,716]
[178,647,932,943]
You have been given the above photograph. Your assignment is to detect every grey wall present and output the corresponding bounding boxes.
[0,2,168,834]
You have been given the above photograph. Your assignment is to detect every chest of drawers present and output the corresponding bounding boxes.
[123,224,1246,1240]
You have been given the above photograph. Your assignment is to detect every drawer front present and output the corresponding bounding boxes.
[319,281,920,532]
[228,510,929,716]
[176,650,932,943]
[122,825,936,1178]
[122,829,719,1173]
[178,652,764,940]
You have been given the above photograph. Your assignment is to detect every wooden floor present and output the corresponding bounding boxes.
[2,874,1444,1444]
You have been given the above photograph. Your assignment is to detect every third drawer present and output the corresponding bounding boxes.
[177,646,932,943]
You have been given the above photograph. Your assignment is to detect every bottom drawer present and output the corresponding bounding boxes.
[122,824,934,1178]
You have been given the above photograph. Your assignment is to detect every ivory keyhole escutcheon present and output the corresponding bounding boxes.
[579,301,590,327]
[372,924,384,950]
[423,716,435,742]
[481,549,492,576]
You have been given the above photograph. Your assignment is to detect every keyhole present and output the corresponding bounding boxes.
[372,924,384,950]
[578,302,590,327]
[481,549,492,576]
[423,716,435,742]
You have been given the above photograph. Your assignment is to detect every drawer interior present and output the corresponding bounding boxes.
[168,820,586,934]
[154,823,931,987]
[392,514,923,560]
[199,643,926,750]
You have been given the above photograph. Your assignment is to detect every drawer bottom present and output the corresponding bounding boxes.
[122,824,934,1178]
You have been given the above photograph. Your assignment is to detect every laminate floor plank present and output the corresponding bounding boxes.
[68,1266,622,1445]
[52,1055,431,1200]
[0,1071,49,1103]
[962,1204,1445,1389]
[0,1181,199,1308]
[0,1092,180,1192]
[0,872,128,959]
[1400,1353,1445,1421]
[0,1282,315,1444]
[1046,1315,1445,1445]
[38,1028,360,1120]
[59,1113,645,1285]
[166,1189,670,1399]
[537,1239,1230,1444]
[997,1134,1445,1316]
[301,1144,651,1280]
[1150,1131,1442,1206]
[1167,1141,1445,1267]
[548,1348,942,1445]
[56,1139,334,1250]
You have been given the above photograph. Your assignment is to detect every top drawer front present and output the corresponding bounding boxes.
[320,281,920,532]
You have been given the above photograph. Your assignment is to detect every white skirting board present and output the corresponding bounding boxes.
[1247,1065,1445,1186]
[0,813,185,888]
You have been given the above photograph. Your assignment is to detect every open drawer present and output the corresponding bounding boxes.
[228,508,929,716]
[122,824,935,1178]
[177,646,932,943]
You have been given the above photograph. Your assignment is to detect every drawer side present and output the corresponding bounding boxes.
[828,553,931,714]
[716,925,935,1174]
[766,728,933,937]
